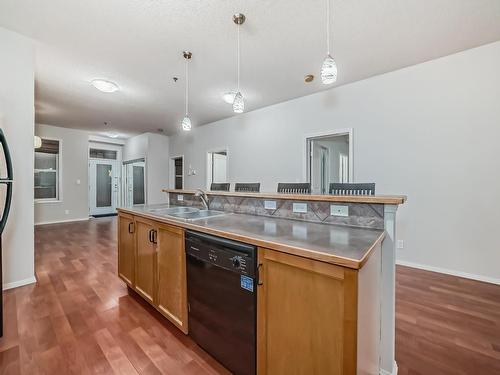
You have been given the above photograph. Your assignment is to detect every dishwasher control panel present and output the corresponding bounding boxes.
[185,230,256,278]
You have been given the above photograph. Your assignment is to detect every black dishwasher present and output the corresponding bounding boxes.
[185,230,256,375]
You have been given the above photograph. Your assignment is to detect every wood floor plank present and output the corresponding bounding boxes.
[1,218,499,375]
[396,265,500,375]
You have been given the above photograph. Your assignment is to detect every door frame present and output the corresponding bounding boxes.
[303,129,353,189]
[206,147,229,190]
[169,155,184,189]
[123,158,147,206]
[88,159,121,216]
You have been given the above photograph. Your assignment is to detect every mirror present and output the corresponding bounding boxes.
[306,131,352,194]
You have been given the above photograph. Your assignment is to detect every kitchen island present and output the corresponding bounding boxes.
[117,191,405,375]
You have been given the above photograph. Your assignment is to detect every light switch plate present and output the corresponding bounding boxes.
[293,202,308,213]
[264,200,277,210]
[177,194,184,201]
[330,205,349,217]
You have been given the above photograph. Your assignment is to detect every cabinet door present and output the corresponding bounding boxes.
[118,213,135,287]
[135,217,157,304]
[156,223,188,334]
[257,248,358,375]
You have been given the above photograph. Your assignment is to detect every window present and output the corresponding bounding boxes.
[89,148,117,160]
[34,138,60,201]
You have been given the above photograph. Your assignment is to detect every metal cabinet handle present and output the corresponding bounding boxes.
[152,230,158,244]
[148,229,154,243]
[128,222,134,234]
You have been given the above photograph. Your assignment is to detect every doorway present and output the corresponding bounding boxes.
[123,159,146,206]
[306,130,353,194]
[169,156,184,189]
[89,159,121,216]
[206,150,227,189]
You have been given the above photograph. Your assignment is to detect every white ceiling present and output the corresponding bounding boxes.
[1,0,499,138]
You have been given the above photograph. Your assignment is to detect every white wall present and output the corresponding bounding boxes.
[123,132,169,204]
[0,27,35,289]
[35,124,90,224]
[169,41,500,282]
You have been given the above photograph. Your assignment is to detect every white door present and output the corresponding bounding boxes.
[212,153,227,183]
[123,161,146,206]
[89,160,120,216]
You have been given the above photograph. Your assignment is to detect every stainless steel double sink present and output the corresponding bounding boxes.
[147,206,226,221]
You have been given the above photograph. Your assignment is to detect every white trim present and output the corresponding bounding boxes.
[35,217,89,226]
[3,276,37,291]
[34,199,62,204]
[396,260,500,286]
[380,361,398,375]
[303,128,354,189]
[88,135,126,145]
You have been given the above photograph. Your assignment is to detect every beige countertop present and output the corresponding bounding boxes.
[118,204,385,269]
[162,189,407,205]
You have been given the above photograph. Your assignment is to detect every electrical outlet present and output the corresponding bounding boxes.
[177,194,184,201]
[65,210,70,215]
[397,240,404,249]
[293,202,308,213]
[264,200,277,210]
[330,205,349,217]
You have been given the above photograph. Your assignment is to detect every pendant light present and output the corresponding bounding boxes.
[181,51,192,131]
[321,0,337,84]
[233,13,245,113]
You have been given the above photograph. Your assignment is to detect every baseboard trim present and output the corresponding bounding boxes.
[3,276,37,291]
[380,361,398,375]
[396,260,500,286]
[35,217,89,226]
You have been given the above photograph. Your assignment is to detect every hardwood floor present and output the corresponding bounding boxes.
[0,218,230,375]
[0,217,499,374]
[396,265,500,375]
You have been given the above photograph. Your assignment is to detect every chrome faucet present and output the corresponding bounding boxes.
[194,189,209,210]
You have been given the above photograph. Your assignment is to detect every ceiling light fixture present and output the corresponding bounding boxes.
[232,13,245,114]
[181,51,192,131]
[223,90,237,104]
[320,0,338,84]
[91,79,119,93]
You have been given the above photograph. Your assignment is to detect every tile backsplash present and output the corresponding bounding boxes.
[168,193,384,229]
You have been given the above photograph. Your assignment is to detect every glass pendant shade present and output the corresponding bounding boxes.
[34,135,42,149]
[181,116,192,131]
[233,92,244,113]
[321,54,337,84]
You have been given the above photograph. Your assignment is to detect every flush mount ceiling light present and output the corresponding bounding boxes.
[320,0,338,84]
[181,51,192,131]
[223,90,237,104]
[232,13,245,114]
[91,79,119,93]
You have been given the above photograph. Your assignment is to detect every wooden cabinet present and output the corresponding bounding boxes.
[257,248,359,375]
[118,212,188,334]
[118,213,135,287]
[156,223,188,334]
[134,217,157,304]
